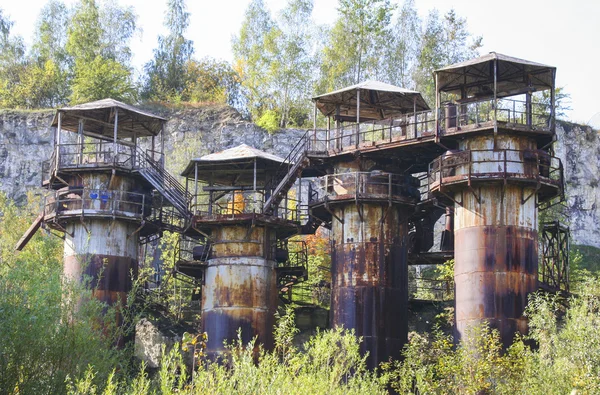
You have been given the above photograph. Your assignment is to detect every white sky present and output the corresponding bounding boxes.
[1,0,599,125]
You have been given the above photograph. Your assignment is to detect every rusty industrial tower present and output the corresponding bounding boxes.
[429,53,564,345]
[16,53,569,366]
[17,99,192,342]
[177,144,307,358]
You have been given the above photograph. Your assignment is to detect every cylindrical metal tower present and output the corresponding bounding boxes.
[201,225,279,356]
[35,100,187,344]
[452,135,539,345]
[180,144,302,359]
[309,159,419,367]
[431,53,563,345]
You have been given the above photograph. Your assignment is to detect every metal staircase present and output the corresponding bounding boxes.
[135,147,192,218]
[263,132,313,215]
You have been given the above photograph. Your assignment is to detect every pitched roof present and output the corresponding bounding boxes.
[181,144,286,184]
[194,143,285,163]
[312,80,430,121]
[51,98,166,138]
[435,52,556,95]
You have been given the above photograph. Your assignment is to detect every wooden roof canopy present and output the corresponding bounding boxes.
[51,98,167,139]
[181,144,286,186]
[434,52,556,99]
[312,80,430,122]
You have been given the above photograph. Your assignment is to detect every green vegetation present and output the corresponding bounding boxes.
[0,0,482,130]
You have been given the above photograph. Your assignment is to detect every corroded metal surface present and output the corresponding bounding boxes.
[201,226,279,358]
[330,203,409,368]
[451,135,540,347]
[63,218,139,345]
[454,225,537,346]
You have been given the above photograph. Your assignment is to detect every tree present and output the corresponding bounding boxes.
[413,9,482,104]
[233,0,317,129]
[232,0,277,119]
[143,0,194,101]
[317,0,395,93]
[0,9,27,107]
[70,55,137,104]
[272,0,316,127]
[380,0,421,88]
[66,0,138,104]
[183,57,242,106]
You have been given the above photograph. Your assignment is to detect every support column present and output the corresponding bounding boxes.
[328,160,412,368]
[201,225,278,359]
[453,135,538,346]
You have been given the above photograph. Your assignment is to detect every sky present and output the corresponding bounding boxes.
[1,0,599,125]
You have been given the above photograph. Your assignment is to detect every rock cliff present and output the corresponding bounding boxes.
[1,105,598,247]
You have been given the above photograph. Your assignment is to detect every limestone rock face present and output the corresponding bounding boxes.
[0,110,54,205]
[1,104,598,247]
[555,123,600,248]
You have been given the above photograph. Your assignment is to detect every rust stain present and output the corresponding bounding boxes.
[330,202,410,369]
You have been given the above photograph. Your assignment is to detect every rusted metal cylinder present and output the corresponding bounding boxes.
[62,172,142,344]
[454,135,538,346]
[330,201,410,368]
[201,225,278,358]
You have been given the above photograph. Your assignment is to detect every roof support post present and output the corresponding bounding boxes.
[313,101,318,149]
[493,58,498,149]
[435,73,440,142]
[356,88,360,148]
[253,157,258,211]
[56,111,62,167]
[160,123,165,168]
[151,136,155,161]
[113,109,119,165]
[550,69,556,132]
[77,118,84,165]
[132,131,137,168]
[194,162,198,210]
[413,96,418,139]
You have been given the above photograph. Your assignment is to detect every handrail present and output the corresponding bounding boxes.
[44,188,150,219]
[427,148,563,195]
[309,171,421,204]
[439,97,553,132]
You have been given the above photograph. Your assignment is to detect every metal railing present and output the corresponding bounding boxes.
[308,171,421,204]
[439,97,553,132]
[427,149,563,193]
[409,278,454,301]
[191,190,303,222]
[323,109,436,151]
[44,188,150,220]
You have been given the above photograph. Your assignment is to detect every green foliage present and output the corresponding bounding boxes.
[233,0,315,128]
[143,0,194,101]
[70,55,137,104]
[183,58,242,106]
[0,193,130,394]
[413,8,482,104]
[256,109,281,133]
[0,9,27,108]
[318,0,394,93]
